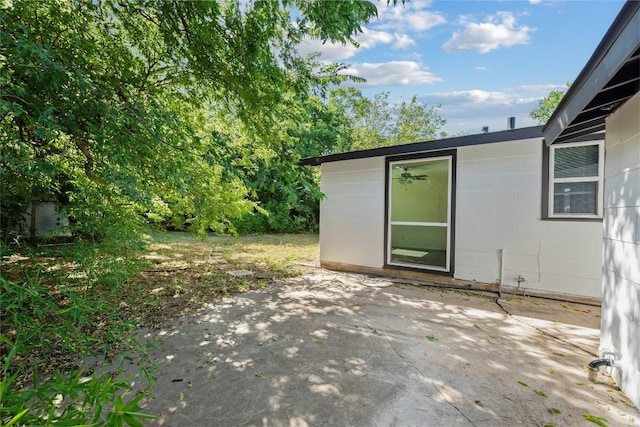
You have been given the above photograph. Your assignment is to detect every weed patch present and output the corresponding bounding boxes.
[0,231,318,425]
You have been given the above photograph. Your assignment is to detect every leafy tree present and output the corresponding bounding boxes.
[291,94,356,158]
[230,79,448,233]
[393,95,448,144]
[327,88,446,151]
[530,83,571,124]
[219,65,357,233]
[0,0,379,238]
[229,86,447,234]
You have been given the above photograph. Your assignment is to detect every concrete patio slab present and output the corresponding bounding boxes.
[113,270,638,426]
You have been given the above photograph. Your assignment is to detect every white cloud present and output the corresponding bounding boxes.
[476,66,489,72]
[376,2,446,32]
[428,89,514,106]
[527,0,563,8]
[515,83,567,92]
[421,88,544,135]
[442,12,534,53]
[295,28,413,61]
[357,29,394,49]
[393,33,415,49]
[401,10,447,32]
[341,61,442,87]
[428,89,541,110]
[295,37,358,61]
[401,51,424,61]
[356,29,417,51]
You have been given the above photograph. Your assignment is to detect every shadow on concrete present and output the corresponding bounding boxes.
[111,270,637,426]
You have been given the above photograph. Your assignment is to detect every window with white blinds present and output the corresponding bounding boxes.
[549,141,604,218]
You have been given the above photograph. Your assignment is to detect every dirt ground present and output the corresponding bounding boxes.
[103,268,638,427]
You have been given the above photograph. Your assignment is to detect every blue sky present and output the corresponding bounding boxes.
[296,0,626,137]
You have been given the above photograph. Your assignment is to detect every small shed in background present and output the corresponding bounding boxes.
[16,198,70,239]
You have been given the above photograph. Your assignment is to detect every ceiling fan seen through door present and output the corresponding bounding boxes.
[393,165,428,185]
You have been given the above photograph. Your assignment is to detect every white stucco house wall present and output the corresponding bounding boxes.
[302,127,605,301]
[542,0,639,408]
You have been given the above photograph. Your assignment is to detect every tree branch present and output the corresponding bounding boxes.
[74,139,94,176]
[178,11,193,47]
[137,8,159,26]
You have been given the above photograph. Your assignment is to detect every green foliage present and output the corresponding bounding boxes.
[534,389,548,398]
[0,236,156,426]
[290,93,356,158]
[394,95,447,144]
[295,0,378,44]
[530,83,571,124]
[0,359,154,427]
[0,275,154,426]
[583,414,608,427]
[328,88,446,151]
[234,150,323,233]
[0,0,380,238]
[231,85,447,232]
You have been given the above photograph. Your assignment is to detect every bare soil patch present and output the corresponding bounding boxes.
[121,232,320,328]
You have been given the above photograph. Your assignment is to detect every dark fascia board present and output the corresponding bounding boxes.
[543,1,640,146]
[299,125,543,166]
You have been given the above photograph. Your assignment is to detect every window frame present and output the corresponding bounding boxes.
[543,139,604,220]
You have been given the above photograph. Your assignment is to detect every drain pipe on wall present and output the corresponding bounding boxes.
[498,249,504,298]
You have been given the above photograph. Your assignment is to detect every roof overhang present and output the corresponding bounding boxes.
[300,126,543,166]
[543,1,640,146]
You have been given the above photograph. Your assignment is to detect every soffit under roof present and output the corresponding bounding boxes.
[543,1,640,146]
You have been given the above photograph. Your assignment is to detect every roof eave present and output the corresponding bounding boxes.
[299,126,544,166]
[543,1,640,146]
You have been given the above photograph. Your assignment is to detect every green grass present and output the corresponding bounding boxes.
[213,232,319,274]
[0,231,319,426]
[583,414,608,426]
[534,389,549,398]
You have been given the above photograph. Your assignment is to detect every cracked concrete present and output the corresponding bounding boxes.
[109,270,638,426]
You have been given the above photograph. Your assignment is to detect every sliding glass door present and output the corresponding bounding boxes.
[387,156,452,272]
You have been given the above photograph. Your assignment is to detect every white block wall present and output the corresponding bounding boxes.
[318,137,604,299]
[456,138,603,298]
[320,157,386,268]
[600,92,640,407]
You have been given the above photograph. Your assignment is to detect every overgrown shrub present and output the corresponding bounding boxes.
[0,237,154,426]
[233,201,318,234]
